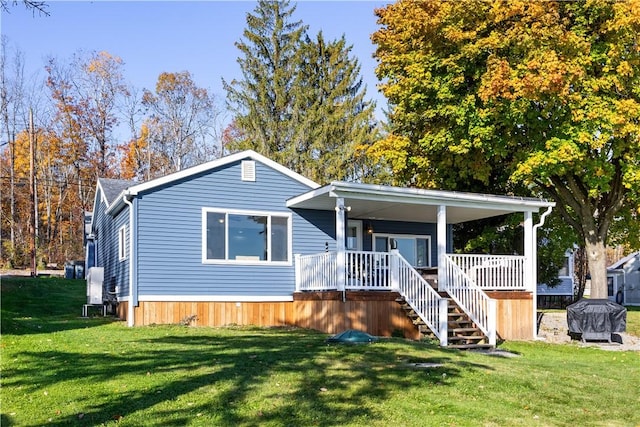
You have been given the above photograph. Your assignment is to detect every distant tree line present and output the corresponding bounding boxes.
[0,0,382,267]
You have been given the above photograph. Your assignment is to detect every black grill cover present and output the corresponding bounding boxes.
[566,299,626,337]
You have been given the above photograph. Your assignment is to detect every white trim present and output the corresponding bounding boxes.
[201,207,293,265]
[287,181,555,212]
[118,225,127,261]
[127,150,319,196]
[138,295,294,302]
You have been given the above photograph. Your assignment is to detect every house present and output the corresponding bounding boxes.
[86,150,555,348]
[607,252,640,306]
[536,250,575,308]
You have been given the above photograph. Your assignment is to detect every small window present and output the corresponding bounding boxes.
[241,160,256,181]
[203,208,291,264]
[118,225,127,261]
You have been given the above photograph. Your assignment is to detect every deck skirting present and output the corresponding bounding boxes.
[114,290,534,341]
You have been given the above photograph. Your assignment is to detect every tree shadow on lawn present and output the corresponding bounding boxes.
[5,328,495,426]
[1,277,118,336]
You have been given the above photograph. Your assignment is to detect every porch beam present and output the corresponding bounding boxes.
[437,205,447,291]
[335,197,346,292]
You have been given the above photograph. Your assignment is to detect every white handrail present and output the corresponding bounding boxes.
[395,252,448,346]
[345,251,391,290]
[444,255,496,345]
[295,252,338,291]
[447,254,526,290]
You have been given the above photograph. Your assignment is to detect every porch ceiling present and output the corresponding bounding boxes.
[286,181,555,224]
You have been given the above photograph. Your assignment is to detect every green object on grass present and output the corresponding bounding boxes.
[326,329,378,344]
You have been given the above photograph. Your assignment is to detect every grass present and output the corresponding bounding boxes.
[1,277,639,427]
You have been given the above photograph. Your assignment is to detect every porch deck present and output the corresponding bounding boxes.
[295,251,532,347]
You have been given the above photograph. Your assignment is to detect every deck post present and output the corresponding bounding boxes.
[335,198,346,292]
[294,254,301,292]
[524,211,534,292]
[437,205,447,292]
[390,249,399,291]
[488,298,497,346]
[439,298,448,346]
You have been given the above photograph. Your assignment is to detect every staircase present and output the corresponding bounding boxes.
[396,291,494,350]
[444,296,493,350]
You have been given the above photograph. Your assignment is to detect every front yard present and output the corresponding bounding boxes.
[1,276,639,426]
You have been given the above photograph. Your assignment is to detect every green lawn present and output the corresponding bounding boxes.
[2,277,639,427]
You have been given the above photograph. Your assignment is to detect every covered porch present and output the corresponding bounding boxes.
[287,182,555,347]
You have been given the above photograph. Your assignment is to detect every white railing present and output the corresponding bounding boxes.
[446,254,526,290]
[395,252,448,346]
[444,255,496,345]
[295,252,338,291]
[345,251,391,290]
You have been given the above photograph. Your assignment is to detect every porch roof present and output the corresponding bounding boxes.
[286,181,555,224]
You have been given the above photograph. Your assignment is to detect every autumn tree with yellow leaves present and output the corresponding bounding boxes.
[372,0,640,298]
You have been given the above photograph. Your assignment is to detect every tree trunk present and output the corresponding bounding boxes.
[573,247,588,301]
[585,239,608,299]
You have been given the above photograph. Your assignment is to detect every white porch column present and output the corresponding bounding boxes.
[524,211,534,293]
[437,205,447,291]
[335,197,346,292]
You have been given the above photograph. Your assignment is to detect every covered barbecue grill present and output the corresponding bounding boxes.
[566,299,626,342]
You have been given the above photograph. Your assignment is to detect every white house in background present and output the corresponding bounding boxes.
[607,251,640,306]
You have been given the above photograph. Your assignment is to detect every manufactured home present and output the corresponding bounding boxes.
[86,150,555,348]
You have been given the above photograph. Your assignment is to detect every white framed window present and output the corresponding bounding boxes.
[373,233,432,267]
[347,220,363,251]
[202,208,292,265]
[118,225,127,261]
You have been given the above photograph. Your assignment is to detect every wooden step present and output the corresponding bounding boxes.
[449,328,484,336]
[447,343,494,350]
[447,335,486,342]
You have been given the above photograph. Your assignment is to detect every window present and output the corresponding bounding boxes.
[203,208,291,264]
[373,234,431,267]
[346,220,362,250]
[118,225,127,261]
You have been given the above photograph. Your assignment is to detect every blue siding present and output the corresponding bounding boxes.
[92,188,130,300]
[135,159,328,297]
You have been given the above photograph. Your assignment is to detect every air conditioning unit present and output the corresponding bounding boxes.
[86,267,104,305]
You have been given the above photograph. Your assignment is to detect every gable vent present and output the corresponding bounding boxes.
[241,160,256,182]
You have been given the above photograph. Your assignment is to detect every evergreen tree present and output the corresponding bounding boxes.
[291,32,377,183]
[224,0,378,183]
[223,0,306,164]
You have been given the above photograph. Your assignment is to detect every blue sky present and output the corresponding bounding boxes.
[2,1,388,125]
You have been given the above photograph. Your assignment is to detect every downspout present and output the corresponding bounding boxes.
[532,206,553,340]
[123,194,136,327]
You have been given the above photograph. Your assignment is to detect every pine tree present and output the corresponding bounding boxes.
[223,0,306,164]
[291,32,377,183]
[224,0,378,183]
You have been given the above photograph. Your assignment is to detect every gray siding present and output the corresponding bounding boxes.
[135,159,329,297]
